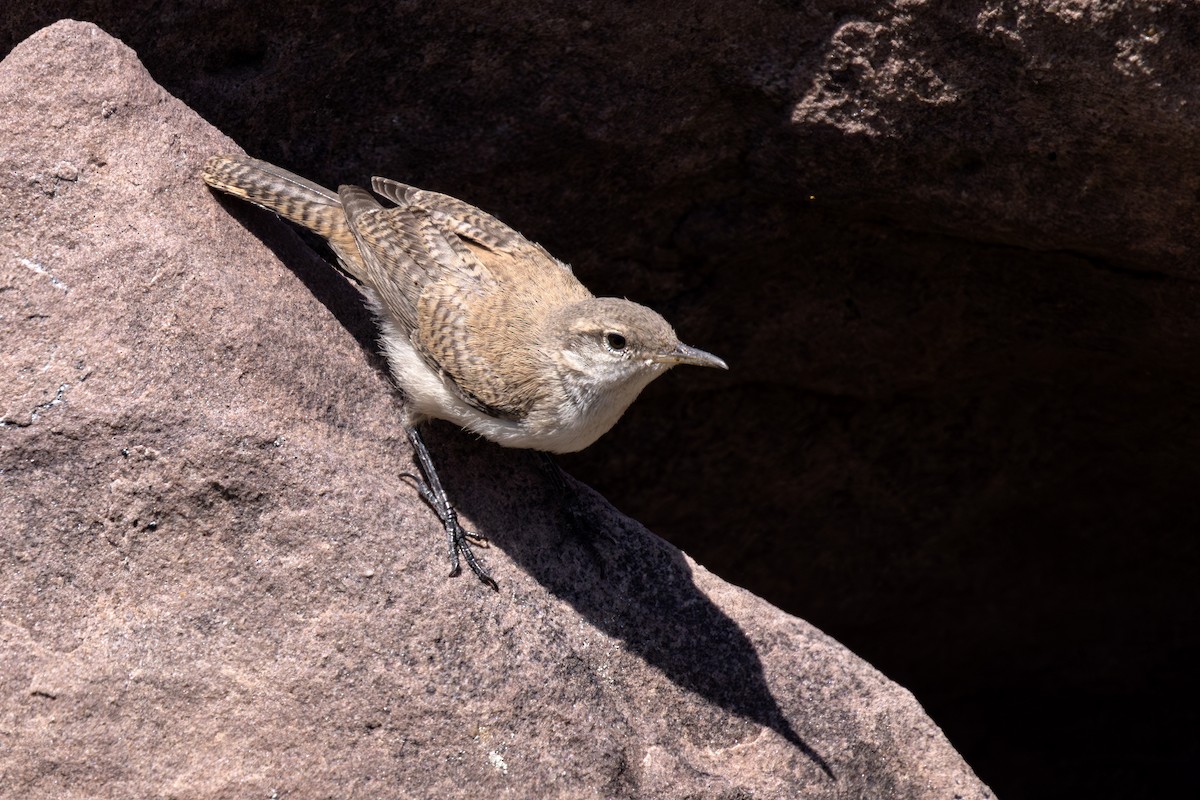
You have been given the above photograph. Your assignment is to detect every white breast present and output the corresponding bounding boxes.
[374,312,657,454]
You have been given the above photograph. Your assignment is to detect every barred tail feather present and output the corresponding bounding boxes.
[202,154,367,282]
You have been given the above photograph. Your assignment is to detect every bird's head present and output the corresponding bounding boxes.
[551,297,726,397]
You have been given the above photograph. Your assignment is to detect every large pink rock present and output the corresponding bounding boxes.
[0,21,990,799]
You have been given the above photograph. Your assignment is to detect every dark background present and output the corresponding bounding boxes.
[6,2,1199,796]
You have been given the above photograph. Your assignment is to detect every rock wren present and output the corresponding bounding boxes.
[202,154,726,589]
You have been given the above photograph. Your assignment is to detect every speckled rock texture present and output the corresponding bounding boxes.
[0,21,993,799]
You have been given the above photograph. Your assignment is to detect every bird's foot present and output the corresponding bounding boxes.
[404,427,499,591]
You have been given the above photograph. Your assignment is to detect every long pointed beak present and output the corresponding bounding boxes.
[656,342,728,370]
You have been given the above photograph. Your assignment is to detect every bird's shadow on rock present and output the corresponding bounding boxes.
[434,428,836,781]
[212,195,833,779]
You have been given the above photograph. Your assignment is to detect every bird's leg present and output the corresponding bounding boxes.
[405,426,498,591]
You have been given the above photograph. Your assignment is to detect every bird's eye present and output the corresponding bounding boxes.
[605,332,627,352]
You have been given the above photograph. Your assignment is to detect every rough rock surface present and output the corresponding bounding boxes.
[0,22,991,799]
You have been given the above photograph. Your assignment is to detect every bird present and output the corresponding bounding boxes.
[201,154,727,589]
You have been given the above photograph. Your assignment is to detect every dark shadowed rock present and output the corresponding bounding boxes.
[0,21,991,799]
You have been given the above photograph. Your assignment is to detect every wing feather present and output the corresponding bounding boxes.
[341,179,593,421]
[371,176,571,272]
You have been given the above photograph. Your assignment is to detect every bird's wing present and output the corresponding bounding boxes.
[339,185,425,334]
[371,177,574,274]
[340,184,549,420]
